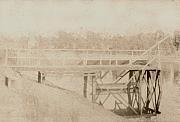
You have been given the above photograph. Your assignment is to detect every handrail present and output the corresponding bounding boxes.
[2,48,148,67]
[0,48,147,52]
[141,35,170,56]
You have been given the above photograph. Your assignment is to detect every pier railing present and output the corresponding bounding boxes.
[0,48,153,68]
[0,36,177,69]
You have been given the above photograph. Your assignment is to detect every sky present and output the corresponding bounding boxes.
[0,0,180,36]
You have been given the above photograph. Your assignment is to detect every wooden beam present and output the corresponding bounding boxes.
[102,93,111,105]
[100,71,109,79]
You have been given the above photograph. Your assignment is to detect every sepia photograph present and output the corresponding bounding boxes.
[0,0,180,122]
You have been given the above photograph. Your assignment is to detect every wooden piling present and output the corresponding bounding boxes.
[38,71,41,83]
[5,76,9,87]
[146,70,150,112]
[83,75,88,98]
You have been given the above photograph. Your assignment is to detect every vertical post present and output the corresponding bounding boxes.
[146,70,150,112]
[156,70,161,113]
[5,76,9,87]
[85,50,88,65]
[92,74,96,103]
[38,71,41,83]
[109,50,112,65]
[83,57,86,65]
[127,70,133,106]
[83,74,88,98]
[100,57,102,65]
[154,70,157,113]
[138,70,142,115]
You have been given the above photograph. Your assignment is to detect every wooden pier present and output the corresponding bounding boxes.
[0,34,178,117]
